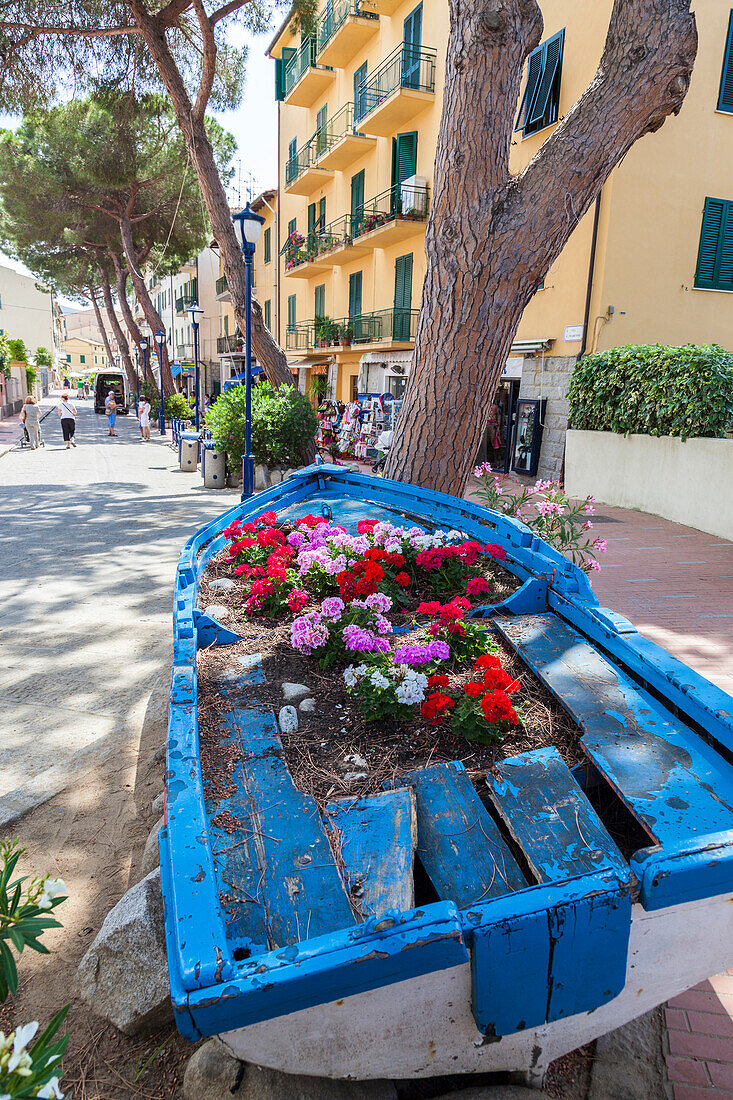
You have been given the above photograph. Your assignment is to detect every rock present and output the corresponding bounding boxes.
[77,868,171,1035]
[209,577,235,591]
[278,705,298,734]
[269,468,283,485]
[431,1089,546,1100]
[282,682,312,702]
[151,791,164,817]
[299,697,316,713]
[204,603,230,620]
[344,772,368,783]
[185,1043,398,1100]
[183,1040,243,1100]
[150,743,166,768]
[588,1008,667,1100]
[282,468,294,480]
[344,753,368,769]
[141,816,164,878]
[254,464,268,492]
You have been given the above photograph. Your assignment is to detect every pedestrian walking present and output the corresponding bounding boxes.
[105,390,118,436]
[77,378,85,401]
[57,393,77,448]
[63,375,69,389]
[83,380,90,399]
[20,395,42,449]
[139,396,151,441]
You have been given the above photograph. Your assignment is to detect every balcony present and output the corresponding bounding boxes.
[217,334,244,355]
[353,182,430,245]
[316,0,379,68]
[355,43,436,136]
[215,275,230,300]
[285,308,419,352]
[313,103,377,171]
[284,39,334,108]
[176,344,193,361]
[285,135,335,196]
[175,291,197,314]
[284,216,371,277]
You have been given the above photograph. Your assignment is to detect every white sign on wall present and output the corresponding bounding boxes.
[564,324,585,343]
[502,357,524,379]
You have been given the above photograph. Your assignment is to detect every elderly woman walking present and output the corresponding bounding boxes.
[20,395,42,448]
[57,393,77,448]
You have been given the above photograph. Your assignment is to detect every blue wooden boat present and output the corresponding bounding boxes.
[161,464,733,1083]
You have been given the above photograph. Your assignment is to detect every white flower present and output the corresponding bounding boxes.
[369,671,390,690]
[37,1078,64,1099]
[7,1022,38,1074]
[343,664,367,688]
[447,529,464,541]
[396,680,426,705]
[38,878,66,911]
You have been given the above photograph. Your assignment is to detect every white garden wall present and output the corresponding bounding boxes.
[565,430,733,542]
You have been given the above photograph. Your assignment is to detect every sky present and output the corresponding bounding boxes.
[0,25,279,309]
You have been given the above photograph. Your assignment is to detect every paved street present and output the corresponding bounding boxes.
[0,394,240,825]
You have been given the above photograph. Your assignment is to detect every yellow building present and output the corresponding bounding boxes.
[268,0,733,478]
[61,336,109,373]
[217,190,279,392]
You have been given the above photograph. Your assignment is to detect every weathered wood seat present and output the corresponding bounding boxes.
[396,761,527,907]
[496,615,733,851]
[485,746,627,884]
[325,789,417,917]
[206,659,354,954]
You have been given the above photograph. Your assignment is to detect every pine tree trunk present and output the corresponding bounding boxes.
[111,252,155,385]
[118,213,176,395]
[384,0,697,496]
[88,288,122,381]
[97,266,136,390]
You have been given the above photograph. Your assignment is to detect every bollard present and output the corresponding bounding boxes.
[202,441,226,488]
[179,431,200,472]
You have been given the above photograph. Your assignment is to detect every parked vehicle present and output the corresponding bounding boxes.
[93,371,129,415]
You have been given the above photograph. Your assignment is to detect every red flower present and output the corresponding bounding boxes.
[466,577,491,597]
[233,563,252,577]
[427,674,450,688]
[295,514,323,528]
[481,689,519,725]
[223,520,242,539]
[256,527,287,548]
[474,654,502,671]
[464,681,486,698]
[486,543,507,561]
[365,547,387,562]
[256,510,279,526]
[288,588,308,613]
[267,562,287,581]
[421,692,455,725]
[481,667,513,692]
[395,572,411,587]
[357,519,378,534]
[385,552,405,568]
[417,601,442,616]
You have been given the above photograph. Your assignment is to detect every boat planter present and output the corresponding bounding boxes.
[161,464,733,1083]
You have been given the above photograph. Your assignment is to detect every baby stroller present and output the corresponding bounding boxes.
[19,408,48,449]
[371,429,393,473]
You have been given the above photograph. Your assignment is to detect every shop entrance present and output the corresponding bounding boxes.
[479,378,521,473]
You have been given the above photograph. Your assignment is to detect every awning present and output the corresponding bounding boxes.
[170,362,182,378]
[286,358,331,371]
[229,365,264,379]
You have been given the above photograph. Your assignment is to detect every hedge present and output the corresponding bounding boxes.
[206,380,318,469]
[567,344,733,441]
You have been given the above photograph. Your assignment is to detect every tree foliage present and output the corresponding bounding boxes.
[568,344,733,441]
[206,381,318,469]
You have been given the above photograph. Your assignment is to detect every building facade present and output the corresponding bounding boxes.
[61,336,109,373]
[268,0,733,479]
[0,264,58,362]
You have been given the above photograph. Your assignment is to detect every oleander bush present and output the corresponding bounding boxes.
[206,380,317,469]
[567,344,733,441]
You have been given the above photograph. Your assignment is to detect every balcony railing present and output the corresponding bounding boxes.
[217,334,244,354]
[175,291,198,313]
[317,0,378,53]
[355,42,436,123]
[286,308,419,351]
[287,104,363,186]
[284,37,333,96]
[215,275,228,295]
[354,183,430,236]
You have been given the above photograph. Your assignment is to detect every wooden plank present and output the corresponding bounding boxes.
[486,746,628,884]
[496,614,733,849]
[398,761,527,907]
[470,871,631,1037]
[325,789,417,917]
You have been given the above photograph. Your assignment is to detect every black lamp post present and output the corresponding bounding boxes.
[186,302,204,431]
[155,329,166,435]
[233,201,265,499]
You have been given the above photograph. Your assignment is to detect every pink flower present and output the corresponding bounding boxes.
[535,499,563,517]
[584,496,596,515]
[583,520,594,531]
[588,559,602,572]
[593,537,607,553]
[466,577,491,596]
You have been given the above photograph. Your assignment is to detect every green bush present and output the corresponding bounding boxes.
[25,363,37,392]
[7,337,28,363]
[568,344,733,441]
[207,381,318,469]
[34,346,53,368]
[140,381,193,422]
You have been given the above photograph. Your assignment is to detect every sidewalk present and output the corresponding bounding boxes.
[0,395,57,456]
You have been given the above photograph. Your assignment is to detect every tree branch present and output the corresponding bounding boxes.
[0,21,139,38]
[191,0,216,122]
[210,0,253,27]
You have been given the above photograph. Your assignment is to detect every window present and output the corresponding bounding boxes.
[288,294,297,332]
[80,354,85,363]
[694,197,733,291]
[264,299,272,331]
[393,253,413,340]
[264,226,271,264]
[66,354,71,362]
[318,197,326,230]
[348,272,362,321]
[288,217,297,239]
[516,28,565,136]
[719,11,733,112]
[354,61,367,122]
[287,137,297,183]
[314,284,326,318]
[224,314,229,335]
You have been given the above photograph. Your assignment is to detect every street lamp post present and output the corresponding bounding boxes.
[233,202,265,499]
[155,329,166,435]
[186,302,204,431]
[134,346,140,408]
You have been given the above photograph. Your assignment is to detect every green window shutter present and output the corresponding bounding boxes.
[276,48,296,101]
[264,227,271,264]
[351,169,365,232]
[354,62,367,121]
[392,131,418,192]
[314,284,325,317]
[520,29,564,135]
[224,314,229,335]
[316,104,327,132]
[264,299,272,331]
[80,354,85,363]
[719,204,733,288]
[695,198,726,288]
[515,43,545,131]
[718,11,733,112]
[393,253,413,339]
[318,196,326,229]
[288,217,297,238]
[348,272,362,320]
[308,202,316,236]
[288,294,297,331]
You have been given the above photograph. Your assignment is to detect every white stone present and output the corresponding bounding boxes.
[344,753,368,769]
[141,816,163,878]
[204,604,230,620]
[209,577,235,591]
[344,771,368,782]
[278,705,298,733]
[281,682,312,702]
[299,697,316,713]
[76,868,171,1035]
[254,464,268,492]
[151,791,164,817]
[269,468,283,485]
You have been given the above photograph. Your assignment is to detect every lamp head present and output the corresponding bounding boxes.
[186,301,204,325]
[155,329,165,347]
[139,339,148,350]
[233,202,265,249]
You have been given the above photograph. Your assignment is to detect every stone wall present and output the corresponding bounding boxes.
[518,354,576,481]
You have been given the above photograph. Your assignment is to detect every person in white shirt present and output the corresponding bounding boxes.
[139,398,151,441]
[104,390,118,436]
[56,394,77,448]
